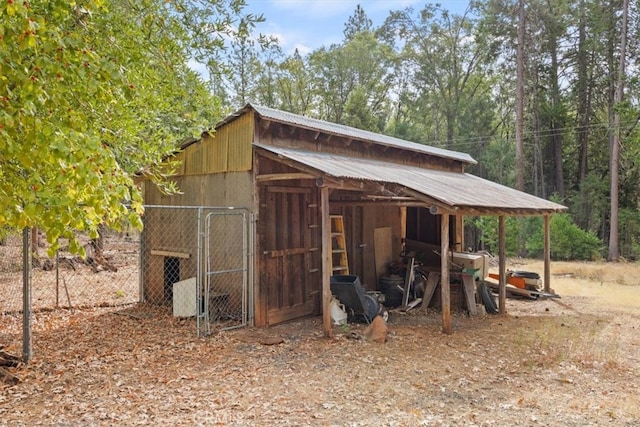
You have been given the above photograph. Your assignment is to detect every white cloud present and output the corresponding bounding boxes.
[292,42,313,56]
[246,0,468,55]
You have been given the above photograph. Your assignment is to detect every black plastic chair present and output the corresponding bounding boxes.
[330,275,381,323]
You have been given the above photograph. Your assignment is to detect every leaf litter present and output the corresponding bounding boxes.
[1,291,639,426]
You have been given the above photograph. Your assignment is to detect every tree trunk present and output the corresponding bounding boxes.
[549,32,565,198]
[608,0,628,262]
[515,0,526,192]
[576,0,591,187]
[31,227,40,268]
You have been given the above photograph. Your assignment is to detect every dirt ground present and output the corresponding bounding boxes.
[1,259,640,426]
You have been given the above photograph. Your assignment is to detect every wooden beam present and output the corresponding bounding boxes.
[544,214,551,293]
[441,214,451,334]
[498,216,506,314]
[150,249,191,259]
[266,185,312,194]
[365,195,415,202]
[452,205,567,217]
[320,185,332,338]
[255,149,343,190]
[330,200,427,207]
[256,173,316,182]
[400,187,456,214]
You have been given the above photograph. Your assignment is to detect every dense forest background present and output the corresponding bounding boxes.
[208,0,640,261]
[1,0,637,262]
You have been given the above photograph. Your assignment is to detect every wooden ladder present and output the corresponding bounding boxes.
[330,215,349,275]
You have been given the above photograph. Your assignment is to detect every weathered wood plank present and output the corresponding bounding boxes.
[149,250,191,259]
[461,273,478,316]
[265,248,307,258]
[422,272,439,308]
[256,173,315,182]
[373,227,393,284]
[266,185,312,194]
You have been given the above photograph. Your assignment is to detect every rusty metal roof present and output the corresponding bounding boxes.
[218,103,476,165]
[255,144,566,215]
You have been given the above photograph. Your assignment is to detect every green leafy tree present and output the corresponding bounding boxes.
[276,49,314,115]
[526,214,602,260]
[381,4,496,151]
[309,27,395,131]
[0,0,246,256]
[343,4,372,41]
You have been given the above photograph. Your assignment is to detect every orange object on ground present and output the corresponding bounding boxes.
[488,273,527,289]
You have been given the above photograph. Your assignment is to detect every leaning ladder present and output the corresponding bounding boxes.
[330,215,349,275]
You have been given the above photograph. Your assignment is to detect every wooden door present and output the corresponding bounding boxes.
[260,185,320,325]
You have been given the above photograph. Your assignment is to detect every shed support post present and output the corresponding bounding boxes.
[498,216,506,314]
[320,186,332,337]
[544,215,551,293]
[441,214,451,334]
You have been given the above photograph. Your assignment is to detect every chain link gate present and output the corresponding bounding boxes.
[140,206,252,336]
[200,209,252,335]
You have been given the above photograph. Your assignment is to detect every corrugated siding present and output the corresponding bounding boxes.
[227,111,254,171]
[187,141,204,175]
[204,128,229,173]
[172,151,186,176]
[179,111,253,176]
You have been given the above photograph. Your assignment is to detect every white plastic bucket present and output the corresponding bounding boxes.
[330,297,348,325]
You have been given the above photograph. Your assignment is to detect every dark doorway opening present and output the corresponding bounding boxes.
[164,257,180,303]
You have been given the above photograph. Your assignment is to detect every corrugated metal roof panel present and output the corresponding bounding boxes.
[255,144,566,213]
[217,104,476,165]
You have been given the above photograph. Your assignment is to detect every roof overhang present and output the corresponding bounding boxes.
[222,103,477,166]
[254,144,567,216]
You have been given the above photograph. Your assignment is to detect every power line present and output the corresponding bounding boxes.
[422,118,640,150]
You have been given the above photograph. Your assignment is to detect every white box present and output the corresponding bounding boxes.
[451,252,489,279]
[172,277,197,317]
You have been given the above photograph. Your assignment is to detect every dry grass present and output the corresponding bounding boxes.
[505,258,640,314]
[510,315,620,370]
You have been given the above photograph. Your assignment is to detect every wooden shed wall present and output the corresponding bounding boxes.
[142,207,200,303]
[334,205,403,290]
[256,126,464,173]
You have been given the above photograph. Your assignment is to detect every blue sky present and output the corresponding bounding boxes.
[244,0,472,54]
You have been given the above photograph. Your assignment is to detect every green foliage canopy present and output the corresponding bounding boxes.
[0,0,242,255]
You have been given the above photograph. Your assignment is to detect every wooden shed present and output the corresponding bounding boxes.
[143,103,566,335]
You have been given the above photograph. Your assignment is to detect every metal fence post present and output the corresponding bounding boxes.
[22,227,32,363]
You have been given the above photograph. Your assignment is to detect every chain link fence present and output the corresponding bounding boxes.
[0,230,26,360]
[0,226,140,360]
[0,205,252,360]
[140,206,252,336]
